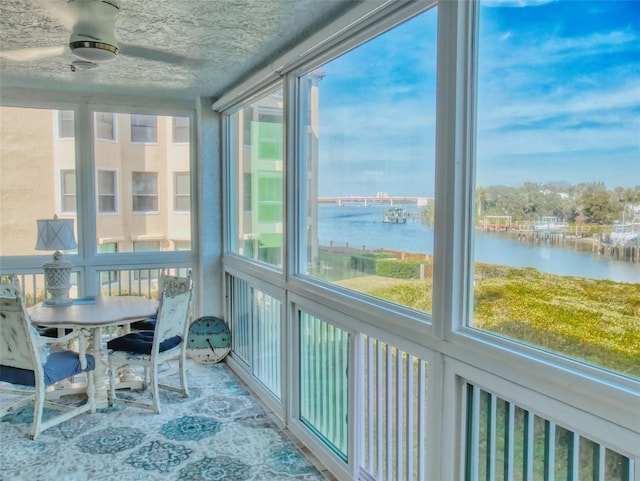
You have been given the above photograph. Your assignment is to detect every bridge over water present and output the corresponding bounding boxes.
[317,195,433,207]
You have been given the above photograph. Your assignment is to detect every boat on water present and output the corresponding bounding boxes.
[383,207,409,224]
[532,216,567,233]
[610,217,640,245]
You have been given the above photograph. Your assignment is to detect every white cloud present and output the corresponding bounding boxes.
[478,80,640,130]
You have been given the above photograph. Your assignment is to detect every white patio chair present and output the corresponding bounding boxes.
[107,275,193,414]
[129,270,192,331]
[0,277,96,439]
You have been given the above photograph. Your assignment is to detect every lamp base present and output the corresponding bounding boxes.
[44,292,73,306]
[43,258,73,307]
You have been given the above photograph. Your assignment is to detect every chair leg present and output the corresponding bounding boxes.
[150,365,160,414]
[29,385,46,440]
[87,370,96,413]
[179,354,189,398]
[108,363,117,407]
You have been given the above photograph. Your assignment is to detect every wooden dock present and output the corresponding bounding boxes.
[479,219,639,263]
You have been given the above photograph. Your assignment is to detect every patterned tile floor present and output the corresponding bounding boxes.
[0,361,330,481]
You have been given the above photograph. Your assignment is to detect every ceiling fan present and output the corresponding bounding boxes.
[1,0,194,70]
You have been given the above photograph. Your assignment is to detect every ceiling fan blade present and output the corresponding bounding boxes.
[31,0,78,31]
[0,46,66,62]
[119,43,197,66]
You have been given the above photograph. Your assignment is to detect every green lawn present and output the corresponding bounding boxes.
[338,264,640,378]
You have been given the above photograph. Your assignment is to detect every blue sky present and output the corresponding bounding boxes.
[316,1,639,197]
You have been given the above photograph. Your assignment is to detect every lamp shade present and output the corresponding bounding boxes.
[35,218,78,251]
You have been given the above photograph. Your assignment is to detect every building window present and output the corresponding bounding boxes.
[297,8,438,316]
[174,241,191,251]
[229,87,284,268]
[174,172,190,212]
[471,0,640,378]
[95,112,116,141]
[57,110,74,139]
[243,173,252,213]
[133,241,160,252]
[132,172,158,212]
[98,243,119,285]
[131,114,157,143]
[60,169,76,213]
[257,175,282,221]
[172,116,190,143]
[97,170,117,213]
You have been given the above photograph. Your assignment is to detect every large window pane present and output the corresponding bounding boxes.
[94,112,192,253]
[473,1,640,378]
[298,8,438,315]
[0,107,77,257]
[229,87,284,268]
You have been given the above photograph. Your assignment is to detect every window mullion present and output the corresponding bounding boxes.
[431,0,477,341]
[77,103,98,296]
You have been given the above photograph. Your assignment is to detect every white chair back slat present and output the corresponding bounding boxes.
[153,289,193,351]
[0,282,39,370]
[159,274,191,299]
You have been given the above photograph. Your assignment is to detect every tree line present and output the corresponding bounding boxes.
[421,182,640,226]
[476,182,639,225]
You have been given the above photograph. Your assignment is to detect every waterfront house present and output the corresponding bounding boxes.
[1,1,638,480]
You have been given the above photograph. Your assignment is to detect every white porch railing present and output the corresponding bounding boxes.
[464,384,633,481]
[224,271,636,481]
[299,311,350,458]
[2,267,191,307]
[227,274,282,399]
[99,267,191,298]
[361,337,428,481]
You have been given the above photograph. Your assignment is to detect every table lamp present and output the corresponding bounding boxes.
[35,216,77,306]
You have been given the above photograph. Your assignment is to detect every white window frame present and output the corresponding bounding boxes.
[219,3,639,479]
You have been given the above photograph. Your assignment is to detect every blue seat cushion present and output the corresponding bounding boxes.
[130,315,157,331]
[0,350,96,387]
[107,331,181,354]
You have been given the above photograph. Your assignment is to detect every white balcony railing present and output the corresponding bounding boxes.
[224,271,635,481]
[2,267,191,307]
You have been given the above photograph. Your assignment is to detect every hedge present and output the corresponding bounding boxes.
[350,252,396,274]
[376,258,431,279]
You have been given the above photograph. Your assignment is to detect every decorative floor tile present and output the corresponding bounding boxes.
[0,361,327,481]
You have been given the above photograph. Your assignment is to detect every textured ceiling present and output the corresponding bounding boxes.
[0,0,358,101]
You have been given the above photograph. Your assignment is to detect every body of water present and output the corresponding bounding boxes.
[317,204,640,284]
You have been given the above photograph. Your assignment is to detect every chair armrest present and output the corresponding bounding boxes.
[36,328,92,370]
[43,329,82,347]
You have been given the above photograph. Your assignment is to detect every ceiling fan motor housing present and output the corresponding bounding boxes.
[69,0,119,63]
